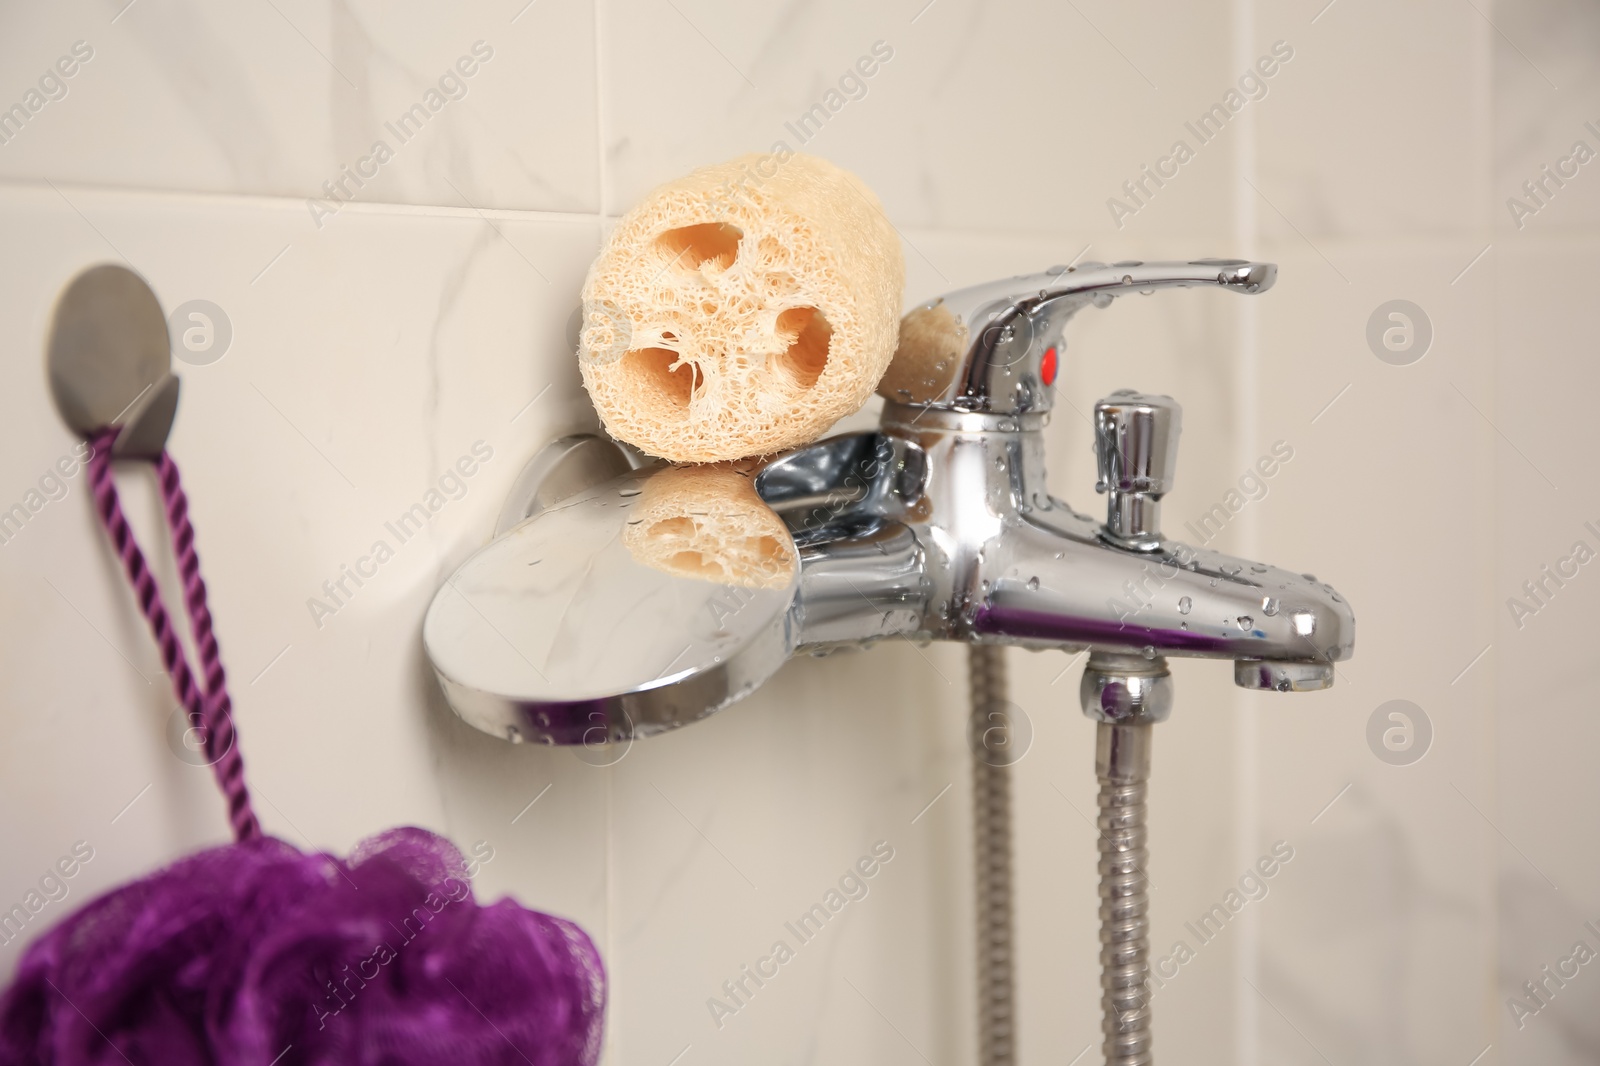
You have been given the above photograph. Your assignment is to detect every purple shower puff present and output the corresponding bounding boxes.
[0,827,605,1066]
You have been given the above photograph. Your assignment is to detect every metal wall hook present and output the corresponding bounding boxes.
[47,263,180,458]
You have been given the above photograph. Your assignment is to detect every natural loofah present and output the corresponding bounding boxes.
[621,464,797,590]
[876,301,970,405]
[579,153,904,462]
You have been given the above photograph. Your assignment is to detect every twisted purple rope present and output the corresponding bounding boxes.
[87,428,261,843]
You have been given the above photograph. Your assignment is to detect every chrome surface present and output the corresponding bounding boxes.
[1080,651,1173,725]
[889,259,1275,416]
[47,263,180,458]
[969,645,1016,1066]
[425,258,1353,741]
[494,433,640,536]
[1233,657,1337,692]
[1094,390,1181,550]
[111,374,181,460]
[1096,720,1153,1066]
[424,464,800,746]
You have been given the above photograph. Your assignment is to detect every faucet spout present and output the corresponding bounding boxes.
[972,516,1354,683]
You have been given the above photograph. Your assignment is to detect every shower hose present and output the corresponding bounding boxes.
[969,648,1154,1066]
[967,645,1016,1066]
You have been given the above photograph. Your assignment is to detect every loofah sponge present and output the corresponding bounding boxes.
[876,301,970,405]
[621,464,797,590]
[579,153,905,463]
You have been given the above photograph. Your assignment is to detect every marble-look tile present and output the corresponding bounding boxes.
[0,183,608,977]
[1252,0,1490,240]
[599,0,1241,239]
[1491,0,1600,236]
[1492,240,1600,1062]
[1480,0,1600,768]
[1249,240,1498,1062]
[606,640,968,1066]
[0,0,599,212]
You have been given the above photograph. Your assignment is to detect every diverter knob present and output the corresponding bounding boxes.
[1094,390,1181,548]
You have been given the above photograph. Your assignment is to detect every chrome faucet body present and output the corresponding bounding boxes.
[758,259,1351,690]
[425,259,1354,744]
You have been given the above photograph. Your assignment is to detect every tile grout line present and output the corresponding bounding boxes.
[1232,0,1261,1061]
[0,175,1444,249]
[593,0,611,220]
[605,763,620,1066]
[0,175,606,227]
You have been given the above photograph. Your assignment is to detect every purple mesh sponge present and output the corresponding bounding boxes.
[0,827,604,1066]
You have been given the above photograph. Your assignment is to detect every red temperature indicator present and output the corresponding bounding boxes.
[1040,345,1058,386]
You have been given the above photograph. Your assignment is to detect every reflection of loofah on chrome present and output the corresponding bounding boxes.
[579,152,904,463]
[0,828,605,1066]
[622,465,797,590]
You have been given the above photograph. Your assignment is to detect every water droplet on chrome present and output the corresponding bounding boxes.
[1236,615,1254,630]
[1027,576,1040,591]
[505,726,524,744]
[1177,596,1192,615]
[1262,597,1280,616]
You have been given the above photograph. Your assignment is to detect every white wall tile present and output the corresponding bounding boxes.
[598,0,1241,239]
[1492,240,1600,1061]
[1253,0,1491,241]
[1250,240,1499,1063]
[0,0,600,212]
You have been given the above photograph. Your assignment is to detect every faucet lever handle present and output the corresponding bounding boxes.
[1094,390,1181,548]
[879,259,1274,417]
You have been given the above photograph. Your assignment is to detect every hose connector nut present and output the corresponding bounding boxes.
[1080,650,1173,724]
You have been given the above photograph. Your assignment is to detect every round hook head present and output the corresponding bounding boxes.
[47,264,171,437]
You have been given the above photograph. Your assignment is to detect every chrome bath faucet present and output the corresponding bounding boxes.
[425,258,1355,1066]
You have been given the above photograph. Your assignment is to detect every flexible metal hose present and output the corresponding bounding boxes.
[1097,722,1153,1065]
[968,644,1016,1066]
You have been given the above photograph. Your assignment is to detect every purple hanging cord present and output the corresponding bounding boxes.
[86,426,260,842]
